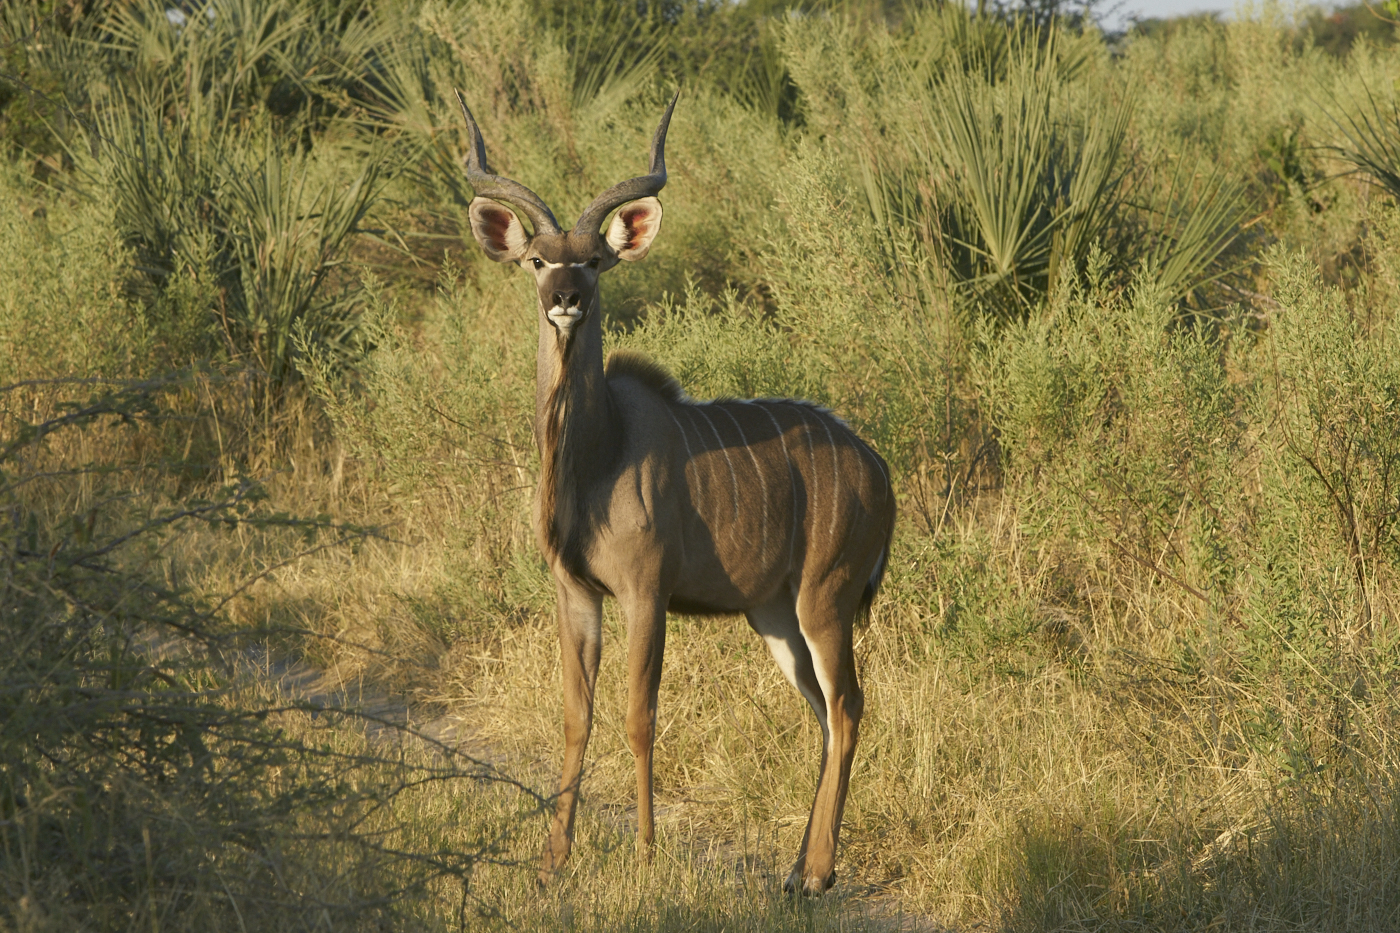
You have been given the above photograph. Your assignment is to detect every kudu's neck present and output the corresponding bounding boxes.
[533,294,619,570]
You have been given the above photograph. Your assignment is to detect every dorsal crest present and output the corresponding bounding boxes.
[606,351,686,402]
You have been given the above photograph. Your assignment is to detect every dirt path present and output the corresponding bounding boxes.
[237,644,498,756]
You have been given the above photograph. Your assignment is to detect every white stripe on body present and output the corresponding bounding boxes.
[788,405,823,566]
[836,419,891,507]
[666,407,696,461]
[678,407,721,543]
[692,406,741,546]
[871,446,891,505]
[718,405,768,558]
[666,406,698,496]
[752,402,798,570]
[818,414,842,539]
[790,404,821,496]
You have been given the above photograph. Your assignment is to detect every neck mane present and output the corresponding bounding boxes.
[534,296,618,580]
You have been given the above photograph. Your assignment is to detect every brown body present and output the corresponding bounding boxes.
[458,92,895,895]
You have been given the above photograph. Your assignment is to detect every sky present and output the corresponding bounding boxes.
[1098,0,1353,34]
[1098,0,1235,31]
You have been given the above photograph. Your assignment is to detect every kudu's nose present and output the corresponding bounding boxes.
[552,290,581,309]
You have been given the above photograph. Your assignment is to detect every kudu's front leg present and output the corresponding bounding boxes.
[539,578,603,883]
[622,592,667,856]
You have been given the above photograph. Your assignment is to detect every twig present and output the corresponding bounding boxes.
[1053,477,1211,604]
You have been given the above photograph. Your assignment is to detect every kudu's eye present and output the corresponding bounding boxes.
[531,257,544,270]
[587,258,600,269]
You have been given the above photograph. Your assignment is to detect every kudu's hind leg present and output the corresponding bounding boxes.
[539,579,604,883]
[790,583,864,895]
[621,593,667,856]
[746,591,835,894]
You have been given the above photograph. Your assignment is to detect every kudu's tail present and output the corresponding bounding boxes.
[857,513,896,622]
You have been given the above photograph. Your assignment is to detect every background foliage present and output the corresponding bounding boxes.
[5,0,1400,929]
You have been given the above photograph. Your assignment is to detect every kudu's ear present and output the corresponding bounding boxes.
[605,198,663,262]
[469,197,529,263]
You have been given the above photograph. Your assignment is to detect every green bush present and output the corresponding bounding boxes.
[0,167,148,382]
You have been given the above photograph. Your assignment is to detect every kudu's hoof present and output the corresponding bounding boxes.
[538,839,567,886]
[783,868,836,897]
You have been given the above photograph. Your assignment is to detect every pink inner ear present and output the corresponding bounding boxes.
[621,207,653,249]
[481,207,515,252]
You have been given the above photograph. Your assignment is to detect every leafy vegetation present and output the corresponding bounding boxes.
[5,0,1400,930]
[0,376,530,930]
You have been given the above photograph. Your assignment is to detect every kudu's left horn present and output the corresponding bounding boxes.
[456,90,562,236]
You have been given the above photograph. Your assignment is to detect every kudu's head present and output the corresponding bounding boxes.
[458,91,675,341]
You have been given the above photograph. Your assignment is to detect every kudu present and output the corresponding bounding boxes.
[457,91,895,895]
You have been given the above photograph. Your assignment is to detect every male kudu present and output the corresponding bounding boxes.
[457,92,896,895]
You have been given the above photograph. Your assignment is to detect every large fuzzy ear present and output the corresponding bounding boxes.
[604,197,663,262]
[469,197,529,262]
